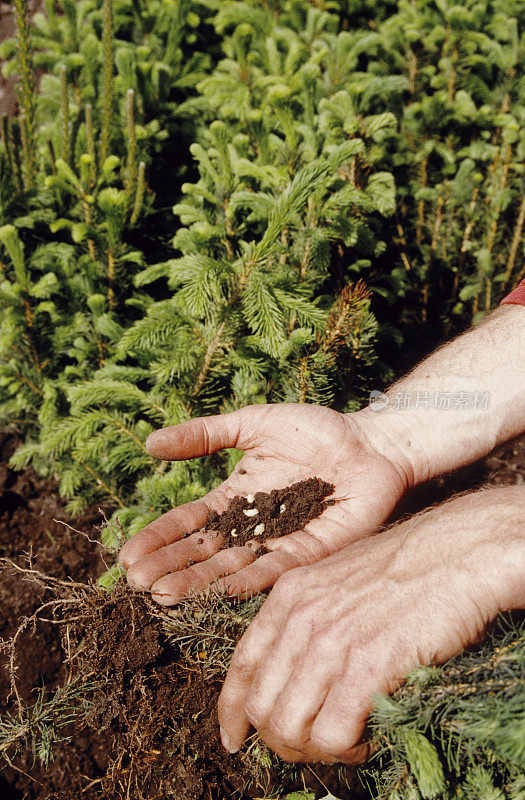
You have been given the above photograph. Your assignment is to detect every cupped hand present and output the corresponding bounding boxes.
[218,487,520,763]
[119,403,411,604]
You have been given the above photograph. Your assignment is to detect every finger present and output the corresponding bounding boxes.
[309,679,375,760]
[146,409,257,461]
[255,733,324,764]
[150,547,257,605]
[258,734,370,765]
[242,619,308,734]
[215,549,305,597]
[118,500,210,569]
[218,591,290,753]
[256,653,334,753]
[125,529,225,591]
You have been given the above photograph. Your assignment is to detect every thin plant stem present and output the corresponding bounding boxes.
[501,196,525,293]
[130,161,146,225]
[100,0,115,166]
[60,65,71,164]
[12,0,36,181]
[85,103,97,186]
[125,89,138,204]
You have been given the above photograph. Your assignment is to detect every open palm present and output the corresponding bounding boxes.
[119,403,409,604]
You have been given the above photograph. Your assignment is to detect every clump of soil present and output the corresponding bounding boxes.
[205,477,335,550]
[4,574,360,800]
[0,429,113,799]
[0,431,359,800]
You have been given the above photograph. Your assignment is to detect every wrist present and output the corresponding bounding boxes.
[493,516,525,612]
[443,486,525,615]
[350,406,431,490]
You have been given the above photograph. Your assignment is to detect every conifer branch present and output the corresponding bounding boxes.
[0,357,43,397]
[12,0,36,182]
[407,46,417,96]
[84,104,97,187]
[484,142,511,311]
[447,45,458,103]
[75,459,124,508]
[8,120,23,192]
[1,115,22,193]
[395,217,417,287]
[125,89,138,206]
[423,192,444,321]
[297,355,309,403]
[81,196,97,262]
[46,138,57,174]
[107,246,116,311]
[100,0,115,166]
[191,317,229,398]
[454,186,479,296]
[99,413,150,455]
[22,304,42,375]
[416,158,427,245]
[19,115,34,191]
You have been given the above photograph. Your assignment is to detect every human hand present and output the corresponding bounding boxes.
[119,403,412,603]
[218,486,524,763]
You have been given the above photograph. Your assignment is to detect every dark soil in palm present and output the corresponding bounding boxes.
[206,477,335,550]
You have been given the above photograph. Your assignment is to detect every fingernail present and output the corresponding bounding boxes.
[220,728,239,754]
[145,433,154,453]
[126,574,147,591]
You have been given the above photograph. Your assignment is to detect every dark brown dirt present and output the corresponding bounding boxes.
[0,429,113,800]
[1,427,523,800]
[0,431,359,800]
[206,477,335,550]
[49,584,264,800]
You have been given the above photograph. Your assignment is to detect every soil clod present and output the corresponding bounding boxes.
[205,477,335,550]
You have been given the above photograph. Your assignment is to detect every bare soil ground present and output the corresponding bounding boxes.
[0,426,523,799]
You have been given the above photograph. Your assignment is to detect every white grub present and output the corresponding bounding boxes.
[242,508,259,517]
[246,494,255,504]
[230,529,238,538]
[253,522,265,536]
[279,503,286,513]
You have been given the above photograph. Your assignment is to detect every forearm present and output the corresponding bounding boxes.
[383,484,525,615]
[354,304,525,486]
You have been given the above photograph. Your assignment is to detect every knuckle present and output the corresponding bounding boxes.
[309,727,347,757]
[347,639,381,676]
[266,716,304,752]
[287,603,314,633]
[229,636,256,675]
[272,569,302,599]
[244,698,267,728]
[271,574,293,599]
[199,419,212,453]
[291,535,331,566]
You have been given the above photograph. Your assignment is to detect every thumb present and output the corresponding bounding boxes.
[145,409,254,461]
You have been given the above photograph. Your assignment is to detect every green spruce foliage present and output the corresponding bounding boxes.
[1,0,522,522]
[362,615,524,800]
[0,2,523,797]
